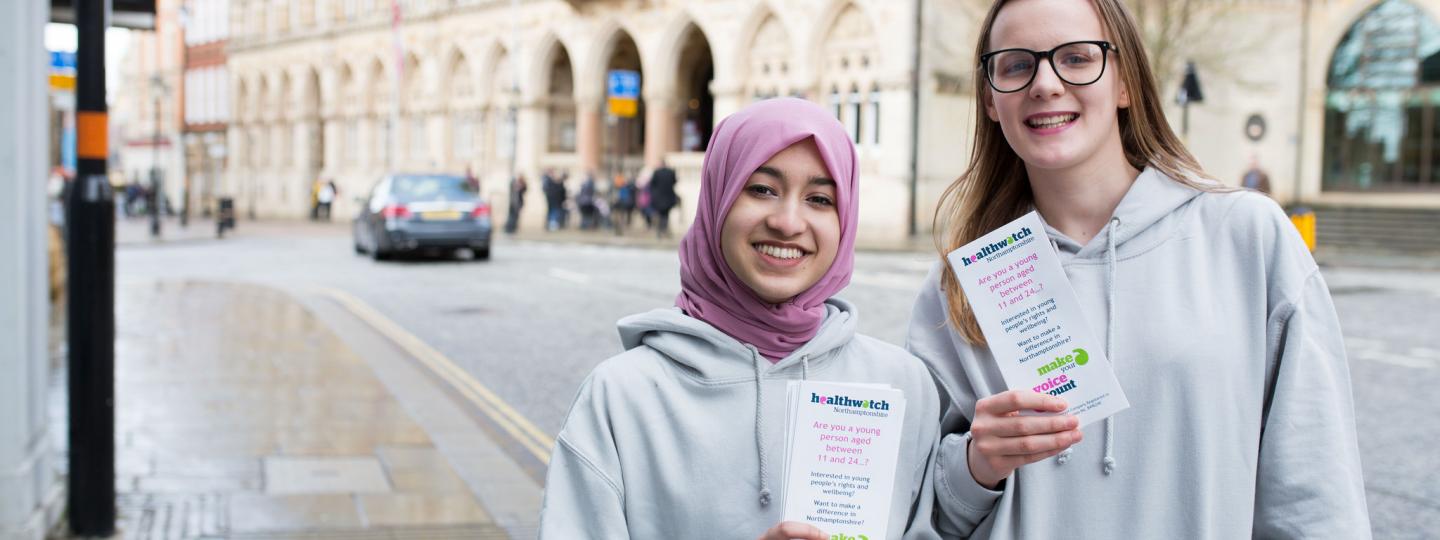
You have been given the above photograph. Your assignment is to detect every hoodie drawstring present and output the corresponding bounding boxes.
[752,351,812,507]
[1102,217,1120,475]
[752,348,772,506]
[1055,217,1121,475]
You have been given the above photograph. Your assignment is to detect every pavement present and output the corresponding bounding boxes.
[53,218,544,539]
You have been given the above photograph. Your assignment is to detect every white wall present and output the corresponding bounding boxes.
[0,0,62,538]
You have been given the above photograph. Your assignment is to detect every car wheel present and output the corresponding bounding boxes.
[370,245,388,261]
[354,239,366,254]
[474,247,490,261]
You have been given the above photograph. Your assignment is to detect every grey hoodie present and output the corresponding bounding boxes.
[907,168,1371,539]
[540,298,943,539]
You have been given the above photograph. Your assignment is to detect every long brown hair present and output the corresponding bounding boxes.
[934,0,1216,346]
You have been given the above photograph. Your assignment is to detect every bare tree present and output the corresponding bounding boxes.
[1131,0,1276,94]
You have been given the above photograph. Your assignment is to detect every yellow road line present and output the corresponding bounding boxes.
[316,287,556,464]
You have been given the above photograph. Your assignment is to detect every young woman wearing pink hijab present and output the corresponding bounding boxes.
[539,98,942,540]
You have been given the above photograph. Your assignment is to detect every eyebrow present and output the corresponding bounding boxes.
[755,166,836,187]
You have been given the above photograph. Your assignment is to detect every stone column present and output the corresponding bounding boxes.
[710,80,746,130]
[0,0,62,538]
[643,92,679,167]
[576,98,602,175]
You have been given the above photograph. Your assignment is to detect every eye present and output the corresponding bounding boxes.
[1062,54,1093,66]
[807,194,835,207]
[1003,59,1033,75]
[746,184,778,197]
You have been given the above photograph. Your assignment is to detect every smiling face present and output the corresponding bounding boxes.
[985,0,1130,173]
[720,138,841,305]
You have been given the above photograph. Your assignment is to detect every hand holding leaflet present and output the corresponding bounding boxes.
[946,211,1129,427]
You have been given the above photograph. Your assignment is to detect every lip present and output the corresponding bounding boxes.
[1024,111,1080,135]
[753,242,811,269]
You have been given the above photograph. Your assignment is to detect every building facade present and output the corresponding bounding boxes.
[225,0,1440,243]
[114,0,188,213]
[183,0,233,218]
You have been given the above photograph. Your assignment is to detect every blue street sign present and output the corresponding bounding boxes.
[607,70,640,99]
[50,51,77,73]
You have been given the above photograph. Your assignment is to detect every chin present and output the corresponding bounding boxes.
[1017,146,1090,171]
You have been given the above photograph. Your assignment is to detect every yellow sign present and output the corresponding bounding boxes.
[49,74,76,91]
[608,97,638,118]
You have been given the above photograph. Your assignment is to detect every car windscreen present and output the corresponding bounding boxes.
[390,175,478,201]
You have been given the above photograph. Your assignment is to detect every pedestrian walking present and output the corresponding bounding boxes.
[907,1,1370,538]
[1241,155,1272,197]
[543,170,567,231]
[577,173,599,230]
[648,160,679,238]
[316,180,337,221]
[637,169,654,229]
[539,98,942,540]
[505,174,527,234]
[309,179,322,221]
[611,172,636,235]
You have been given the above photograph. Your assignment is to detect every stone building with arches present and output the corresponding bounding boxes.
[226,0,966,242]
[226,0,1440,246]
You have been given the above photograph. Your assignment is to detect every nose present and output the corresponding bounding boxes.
[764,199,806,238]
[1028,57,1067,100]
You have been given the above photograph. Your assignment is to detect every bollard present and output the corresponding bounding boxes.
[1288,206,1316,252]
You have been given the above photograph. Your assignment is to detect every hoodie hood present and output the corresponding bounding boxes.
[618,297,859,380]
[1043,166,1208,259]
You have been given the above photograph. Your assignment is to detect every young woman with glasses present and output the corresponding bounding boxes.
[907,0,1371,537]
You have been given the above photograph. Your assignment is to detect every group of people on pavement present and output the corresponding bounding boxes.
[516,164,680,238]
[537,0,1371,538]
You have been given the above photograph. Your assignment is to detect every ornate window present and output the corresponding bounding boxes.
[1324,0,1440,191]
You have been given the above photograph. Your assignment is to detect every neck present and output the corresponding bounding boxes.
[1026,151,1141,247]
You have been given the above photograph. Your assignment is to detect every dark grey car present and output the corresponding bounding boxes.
[352,174,493,260]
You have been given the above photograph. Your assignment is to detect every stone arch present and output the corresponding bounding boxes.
[478,40,518,106]
[234,76,250,125]
[671,21,715,152]
[445,47,481,167]
[482,42,519,168]
[401,52,424,113]
[300,66,322,121]
[364,57,388,116]
[302,67,324,172]
[736,2,796,100]
[814,0,881,144]
[595,26,646,174]
[364,56,394,167]
[536,35,578,154]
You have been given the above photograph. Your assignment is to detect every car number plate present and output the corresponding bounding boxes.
[420,210,460,220]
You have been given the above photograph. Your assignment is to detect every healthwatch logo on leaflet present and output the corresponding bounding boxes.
[830,534,869,540]
[810,393,891,411]
[958,227,1033,266]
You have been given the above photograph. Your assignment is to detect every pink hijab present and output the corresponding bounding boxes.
[676,98,859,361]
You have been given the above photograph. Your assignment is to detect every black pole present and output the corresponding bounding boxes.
[68,0,117,536]
[151,87,162,238]
[907,0,924,238]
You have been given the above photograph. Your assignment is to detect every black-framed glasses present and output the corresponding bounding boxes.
[980,41,1118,94]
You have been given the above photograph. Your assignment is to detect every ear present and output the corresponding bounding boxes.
[984,90,1000,122]
[1117,82,1131,109]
